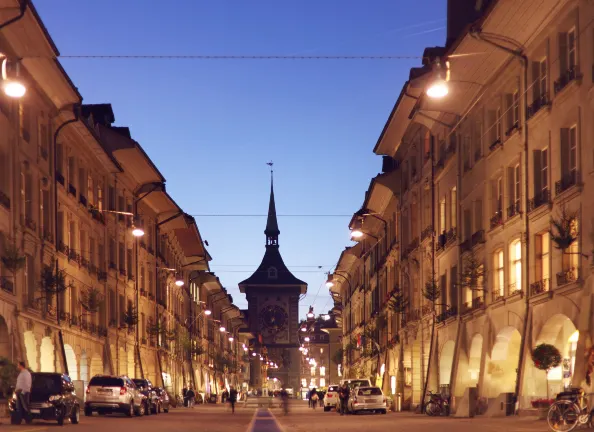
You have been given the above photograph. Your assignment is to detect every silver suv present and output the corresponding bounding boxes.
[84,375,146,417]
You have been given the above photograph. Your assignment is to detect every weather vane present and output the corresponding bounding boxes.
[267,161,274,181]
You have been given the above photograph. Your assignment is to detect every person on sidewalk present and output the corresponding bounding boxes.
[338,383,350,415]
[15,361,32,422]
[229,386,238,413]
[311,388,319,409]
[183,386,188,407]
[187,388,195,408]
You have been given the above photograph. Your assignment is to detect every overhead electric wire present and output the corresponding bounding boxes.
[59,54,422,60]
[190,214,352,217]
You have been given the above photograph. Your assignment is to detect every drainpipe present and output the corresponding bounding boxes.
[53,105,80,376]
[470,29,529,411]
[0,0,28,31]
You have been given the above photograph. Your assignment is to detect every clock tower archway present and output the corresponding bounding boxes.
[239,174,307,392]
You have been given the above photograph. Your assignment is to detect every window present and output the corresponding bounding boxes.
[463,135,471,171]
[126,248,133,276]
[56,143,64,174]
[41,188,50,238]
[68,157,76,189]
[463,209,472,241]
[424,132,431,160]
[70,284,78,317]
[494,249,504,298]
[140,266,145,291]
[38,116,49,159]
[512,91,519,127]
[89,238,96,267]
[80,230,87,260]
[69,220,76,250]
[496,108,502,142]
[118,242,125,270]
[19,102,30,141]
[488,110,498,145]
[267,267,277,279]
[26,254,34,304]
[108,290,116,322]
[108,185,115,211]
[320,366,326,376]
[533,148,549,198]
[568,28,576,70]
[473,120,482,160]
[439,197,446,233]
[535,232,550,289]
[560,127,578,187]
[87,174,94,205]
[320,378,326,388]
[97,184,103,211]
[20,171,25,220]
[474,199,482,232]
[0,148,8,195]
[492,177,503,215]
[562,218,580,276]
[532,58,547,101]
[508,164,521,214]
[450,187,457,229]
[509,240,522,293]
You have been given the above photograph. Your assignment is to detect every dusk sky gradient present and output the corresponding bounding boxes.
[35,0,446,317]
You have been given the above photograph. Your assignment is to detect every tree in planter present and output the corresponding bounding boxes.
[531,343,562,399]
[0,236,25,293]
[458,250,487,297]
[39,261,73,311]
[80,287,103,316]
[550,207,579,252]
[0,357,18,399]
[123,305,138,328]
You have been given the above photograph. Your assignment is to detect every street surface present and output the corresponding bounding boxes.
[1,402,550,432]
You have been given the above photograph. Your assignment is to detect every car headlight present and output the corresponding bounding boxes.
[49,395,62,402]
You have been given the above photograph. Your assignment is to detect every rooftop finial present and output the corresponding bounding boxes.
[265,161,280,246]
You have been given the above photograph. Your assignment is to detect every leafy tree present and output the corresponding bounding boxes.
[39,261,73,303]
[0,357,18,398]
[532,343,562,398]
[331,347,343,365]
[123,305,138,327]
[388,291,409,314]
[423,271,440,303]
[1,236,25,281]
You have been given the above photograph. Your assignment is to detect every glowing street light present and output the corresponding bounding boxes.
[204,309,212,316]
[228,336,234,342]
[350,229,364,239]
[2,58,25,98]
[132,226,145,237]
[426,78,449,98]
[219,325,226,332]
[307,306,315,319]
[304,337,310,342]
[175,276,185,287]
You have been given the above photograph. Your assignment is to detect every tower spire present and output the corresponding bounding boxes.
[265,162,280,246]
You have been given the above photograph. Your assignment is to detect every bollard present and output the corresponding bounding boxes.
[396,393,402,412]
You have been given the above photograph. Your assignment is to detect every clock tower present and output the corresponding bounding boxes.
[239,173,307,392]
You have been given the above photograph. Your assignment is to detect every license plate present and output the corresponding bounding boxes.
[365,399,375,403]
[98,389,112,394]
[30,409,40,414]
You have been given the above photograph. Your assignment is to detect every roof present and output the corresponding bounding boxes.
[238,245,307,291]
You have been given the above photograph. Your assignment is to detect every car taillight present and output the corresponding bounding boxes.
[353,398,358,404]
[120,387,126,395]
[383,398,386,404]
[86,387,90,395]
[327,394,332,398]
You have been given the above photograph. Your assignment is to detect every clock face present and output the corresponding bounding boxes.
[259,305,288,332]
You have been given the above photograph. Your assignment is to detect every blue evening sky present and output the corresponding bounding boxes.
[35,0,446,317]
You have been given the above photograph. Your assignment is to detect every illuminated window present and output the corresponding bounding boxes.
[320,367,326,376]
[301,379,307,387]
[320,378,326,388]
[338,365,342,377]
[311,367,316,376]
[509,240,522,293]
[494,249,504,298]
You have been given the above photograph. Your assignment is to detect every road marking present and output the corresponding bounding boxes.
[15,428,47,432]
[247,408,284,432]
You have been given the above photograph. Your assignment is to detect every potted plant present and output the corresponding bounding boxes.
[531,343,561,418]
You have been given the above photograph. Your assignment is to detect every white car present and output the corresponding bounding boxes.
[323,385,340,411]
[348,386,387,415]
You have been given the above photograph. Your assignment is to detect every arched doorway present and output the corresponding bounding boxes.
[525,314,578,398]
[23,331,38,371]
[118,347,127,376]
[0,316,11,359]
[64,344,78,380]
[483,327,521,398]
[80,351,88,382]
[40,337,55,372]
[127,349,134,378]
[90,356,103,378]
[468,334,483,387]
[439,340,455,386]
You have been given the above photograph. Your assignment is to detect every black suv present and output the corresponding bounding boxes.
[9,372,80,425]
[132,378,159,414]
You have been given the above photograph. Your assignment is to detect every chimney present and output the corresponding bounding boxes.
[446,0,490,48]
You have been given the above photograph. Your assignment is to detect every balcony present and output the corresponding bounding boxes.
[58,242,69,255]
[471,229,485,247]
[89,208,105,225]
[55,171,65,186]
[530,278,549,296]
[0,277,14,294]
[421,226,433,242]
[436,232,447,252]
[42,230,53,243]
[508,282,522,296]
[98,326,108,337]
[460,239,472,253]
[554,65,581,95]
[436,306,457,323]
[68,183,76,196]
[68,249,80,264]
[527,94,550,119]
[505,122,520,137]
[490,211,503,230]
[507,201,521,219]
[80,257,89,270]
[119,268,127,277]
[489,139,502,152]
[492,290,505,302]
[0,190,10,210]
[555,171,579,196]
[528,189,550,213]
[557,268,578,286]
[462,296,484,314]
[79,194,88,207]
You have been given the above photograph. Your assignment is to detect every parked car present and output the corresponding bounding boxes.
[323,385,340,411]
[9,372,80,426]
[348,386,387,415]
[340,379,371,391]
[84,375,147,417]
[132,378,159,414]
[153,387,170,413]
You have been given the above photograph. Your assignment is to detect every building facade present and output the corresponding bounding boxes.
[330,0,594,413]
[0,1,245,401]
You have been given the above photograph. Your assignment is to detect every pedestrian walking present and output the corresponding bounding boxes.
[15,361,32,423]
[280,388,289,415]
[182,386,188,407]
[311,387,319,409]
[338,383,350,415]
[222,388,229,404]
[187,388,195,408]
[229,386,238,414]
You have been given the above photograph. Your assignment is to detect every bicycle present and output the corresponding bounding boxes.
[547,388,594,431]
[425,391,449,416]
